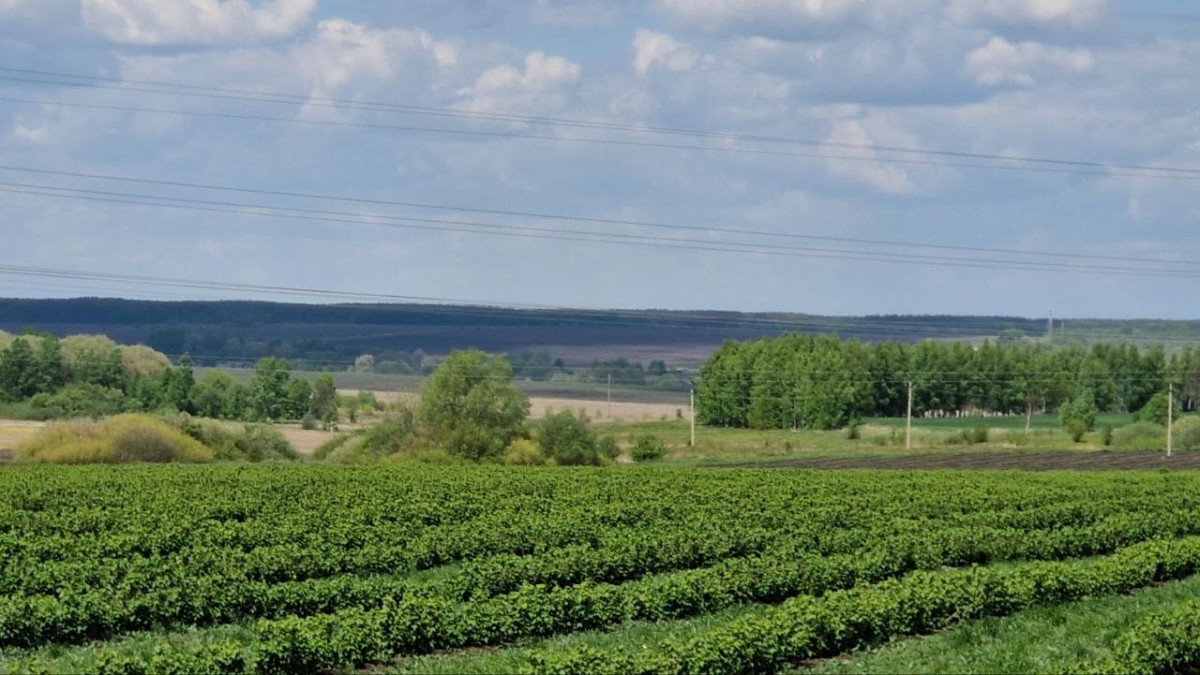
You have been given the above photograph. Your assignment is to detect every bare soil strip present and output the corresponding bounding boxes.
[736,451,1200,471]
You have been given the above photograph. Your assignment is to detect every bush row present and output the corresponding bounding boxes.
[526,537,1200,675]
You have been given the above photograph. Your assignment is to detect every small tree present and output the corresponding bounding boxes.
[632,434,666,462]
[419,349,528,461]
[249,356,292,421]
[1134,392,1181,426]
[311,374,337,420]
[538,411,599,465]
[1060,391,1098,442]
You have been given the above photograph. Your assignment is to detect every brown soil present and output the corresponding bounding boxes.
[734,451,1200,471]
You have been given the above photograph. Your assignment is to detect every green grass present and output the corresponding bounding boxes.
[386,604,771,674]
[599,418,1117,466]
[863,412,1134,431]
[0,624,258,674]
[801,571,1200,675]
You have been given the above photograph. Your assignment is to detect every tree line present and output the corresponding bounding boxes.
[0,331,337,423]
[696,334,1200,430]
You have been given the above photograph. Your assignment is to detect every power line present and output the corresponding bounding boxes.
[4,66,1200,179]
[1,164,1196,270]
[5,94,1199,183]
[3,182,1197,280]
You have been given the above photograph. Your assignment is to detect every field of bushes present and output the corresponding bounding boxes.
[1,466,1200,673]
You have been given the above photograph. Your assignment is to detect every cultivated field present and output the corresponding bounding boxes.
[4,466,1200,674]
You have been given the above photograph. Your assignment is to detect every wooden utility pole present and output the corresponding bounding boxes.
[906,381,913,451]
[689,388,696,448]
[1168,384,1174,457]
[606,374,612,419]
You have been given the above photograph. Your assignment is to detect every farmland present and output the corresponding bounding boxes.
[4,465,1200,674]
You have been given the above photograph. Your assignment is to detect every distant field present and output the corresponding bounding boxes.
[201,367,691,405]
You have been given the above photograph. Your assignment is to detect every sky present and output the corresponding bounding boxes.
[0,0,1198,318]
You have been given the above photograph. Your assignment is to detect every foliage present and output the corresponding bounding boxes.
[503,438,551,465]
[6,467,1200,672]
[17,414,214,464]
[631,434,666,461]
[27,383,126,420]
[1061,392,1099,442]
[418,349,529,461]
[1111,422,1167,451]
[1134,392,1181,426]
[697,335,1179,429]
[537,411,608,466]
[1172,417,1200,452]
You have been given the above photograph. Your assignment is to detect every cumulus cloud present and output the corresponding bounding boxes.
[823,119,914,195]
[460,51,581,114]
[80,0,317,45]
[655,0,888,38]
[966,36,1095,87]
[632,28,699,75]
[950,0,1110,29]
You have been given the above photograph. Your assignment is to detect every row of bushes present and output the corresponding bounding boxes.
[17,414,297,464]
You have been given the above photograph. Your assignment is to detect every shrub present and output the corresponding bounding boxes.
[237,425,298,462]
[27,383,125,420]
[358,410,418,456]
[597,436,620,462]
[1135,392,1181,426]
[845,422,861,440]
[631,434,666,462]
[1060,392,1098,442]
[503,438,551,466]
[537,411,602,466]
[19,414,214,464]
[961,423,989,445]
[1173,417,1200,451]
[161,415,297,462]
[1111,422,1166,451]
[1100,425,1114,446]
[313,433,353,460]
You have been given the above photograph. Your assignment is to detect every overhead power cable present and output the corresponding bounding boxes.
[3,66,1199,179]
[3,182,1197,280]
[1,164,1196,269]
[4,95,1199,183]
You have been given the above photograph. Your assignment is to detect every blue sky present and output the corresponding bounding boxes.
[0,0,1198,318]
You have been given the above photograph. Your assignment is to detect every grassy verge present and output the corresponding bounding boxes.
[802,572,1200,675]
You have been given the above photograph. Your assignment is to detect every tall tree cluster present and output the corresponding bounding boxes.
[697,334,1195,430]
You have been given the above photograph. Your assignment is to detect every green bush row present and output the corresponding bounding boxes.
[1065,598,1200,675]
[526,537,1200,675]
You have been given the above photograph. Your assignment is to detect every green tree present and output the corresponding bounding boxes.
[163,354,195,413]
[311,374,338,426]
[250,357,293,421]
[418,349,528,461]
[285,378,314,420]
[31,335,66,394]
[1060,391,1099,442]
[0,338,37,401]
[193,371,238,419]
[1135,391,1181,426]
[537,411,600,465]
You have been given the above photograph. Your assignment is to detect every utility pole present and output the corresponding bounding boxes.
[906,381,913,451]
[689,387,696,448]
[1047,310,1054,341]
[606,374,612,419]
[1168,384,1174,457]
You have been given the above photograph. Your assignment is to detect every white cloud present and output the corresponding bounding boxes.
[823,119,914,195]
[11,124,49,144]
[632,28,699,75]
[950,0,1109,28]
[80,0,317,45]
[460,51,581,114]
[966,36,1095,87]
